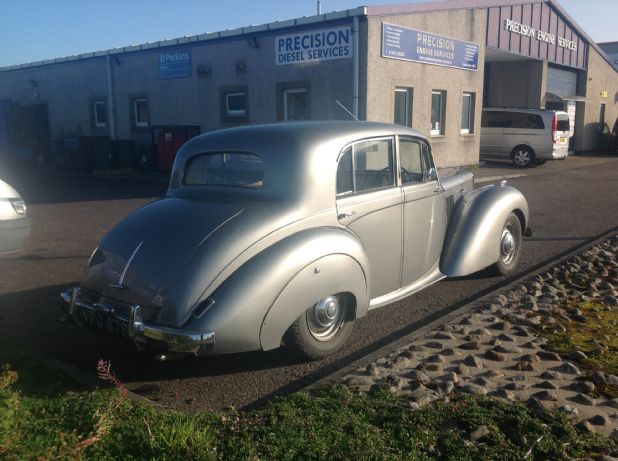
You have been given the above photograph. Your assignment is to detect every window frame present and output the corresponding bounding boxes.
[133,98,149,128]
[220,86,249,123]
[394,87,413,127]
[183,151,264,188]
[460,92,475,134]
[93,100,107,128]
[336,136,396,197]
[277,81,311,121]
[226,92,248,117]
[430,90,446,136]
[283,88,309,121]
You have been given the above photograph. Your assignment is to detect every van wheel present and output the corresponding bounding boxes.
[491,213,522,276]
[284,293,355,361]
[511,146,535,168]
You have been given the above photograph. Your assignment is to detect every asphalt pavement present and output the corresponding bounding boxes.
[0,153,617,413]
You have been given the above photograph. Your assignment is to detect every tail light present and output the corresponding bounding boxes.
[551,113,558,144]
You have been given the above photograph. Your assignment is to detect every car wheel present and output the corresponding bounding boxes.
[492,213,522,276]
[511,146,535,168]
[284,293,355,360]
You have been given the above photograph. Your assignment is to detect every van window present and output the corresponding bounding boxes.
[481,111,544,130]
[556,117,570,132]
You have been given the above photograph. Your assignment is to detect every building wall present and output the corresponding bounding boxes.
[0,58,108,137]
[575,47,618,151]
[0,21,356,150]
[364,9,486,167]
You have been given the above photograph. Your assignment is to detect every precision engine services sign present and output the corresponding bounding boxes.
[382,23,479,71]
[276,26,353,65]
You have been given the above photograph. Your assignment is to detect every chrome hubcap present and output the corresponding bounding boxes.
[307,295,344,342]
[500,225,516,264]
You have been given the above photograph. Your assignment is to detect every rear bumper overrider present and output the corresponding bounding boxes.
[60,287,215,354]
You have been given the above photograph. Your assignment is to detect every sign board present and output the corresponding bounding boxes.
[159,50,192,79]
[382,23,479,71]
[276,26,353,65]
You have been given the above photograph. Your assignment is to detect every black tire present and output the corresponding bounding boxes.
[511,146,535,168]
[284,293,355,360]
[492,213,523,276]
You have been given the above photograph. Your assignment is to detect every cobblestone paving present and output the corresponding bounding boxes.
[342,235,618,439]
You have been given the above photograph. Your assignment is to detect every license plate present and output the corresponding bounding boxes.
[77,308,129,338]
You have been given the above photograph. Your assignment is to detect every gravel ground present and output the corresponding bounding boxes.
[341,234,618,439]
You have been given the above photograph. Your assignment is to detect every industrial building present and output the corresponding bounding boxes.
[1,0,617,171]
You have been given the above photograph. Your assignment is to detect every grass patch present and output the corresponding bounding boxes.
[536,300,618,397]
[1,343,617,460]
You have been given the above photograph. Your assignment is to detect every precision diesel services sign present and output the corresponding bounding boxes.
[382,23,479,71]
[275,26,353,65]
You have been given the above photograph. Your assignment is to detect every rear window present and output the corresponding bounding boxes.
[556,116,570,132]
[184,152,264,188]
[481,111,544,130]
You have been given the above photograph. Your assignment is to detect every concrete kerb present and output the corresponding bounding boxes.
[304,226,618,393]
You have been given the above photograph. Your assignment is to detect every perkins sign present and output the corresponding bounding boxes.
[159,50,192,79]
[382,23,479,71]
[276,26,353,65]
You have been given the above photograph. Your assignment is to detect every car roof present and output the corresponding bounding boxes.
[169,121,427,192]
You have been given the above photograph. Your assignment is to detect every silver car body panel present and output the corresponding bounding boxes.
[60,121,529,356]
[0,178,30,254]
[440,184,529,277]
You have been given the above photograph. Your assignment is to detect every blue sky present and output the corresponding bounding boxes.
[0,0,616,67]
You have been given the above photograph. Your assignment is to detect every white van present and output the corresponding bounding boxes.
[480,108,570,167]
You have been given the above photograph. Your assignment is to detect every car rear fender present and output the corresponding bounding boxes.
[184,227,369,355]
[440,184,528,277]
[260,253,367,351]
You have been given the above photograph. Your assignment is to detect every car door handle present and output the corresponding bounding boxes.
[338,211,356,219]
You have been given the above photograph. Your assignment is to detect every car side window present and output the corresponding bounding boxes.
[399,138,423,184]
[336,138,395,196]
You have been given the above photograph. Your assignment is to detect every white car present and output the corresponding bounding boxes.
[0,179,30,254]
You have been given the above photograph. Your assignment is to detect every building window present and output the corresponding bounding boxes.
[277,82,310,121]
[460,92,475,134]
[133,98,149,127]
[226,92,247,117]
[599,103,606,132]
[394,87,413,127]
[430,90,446,135]
[93,101,106,128]
[283,88,309,120]
[220,86,249,123]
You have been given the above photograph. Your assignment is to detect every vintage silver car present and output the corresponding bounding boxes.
[61,122,530,360]
[0,178,30,254]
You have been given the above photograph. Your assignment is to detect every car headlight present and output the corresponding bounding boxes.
[9,198,27,216]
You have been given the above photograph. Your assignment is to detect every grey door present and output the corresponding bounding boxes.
[399,137,446,286]
[336,137,403,299]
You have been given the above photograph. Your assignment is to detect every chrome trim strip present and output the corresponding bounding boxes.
[368,262,445,310]
[115,241,143,288]
[60,288,215,354]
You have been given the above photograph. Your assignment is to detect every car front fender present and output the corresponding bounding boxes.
[184,227,369,355]
[440,184,529,277]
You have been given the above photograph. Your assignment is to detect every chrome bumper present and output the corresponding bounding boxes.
[60,288,215,354]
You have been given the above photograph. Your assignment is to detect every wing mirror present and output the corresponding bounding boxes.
[427,167,438,182]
